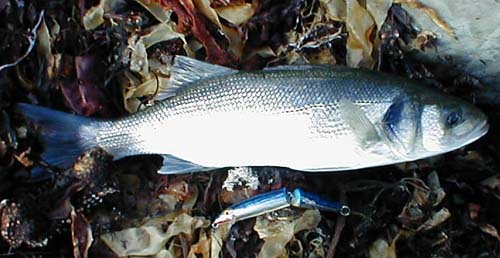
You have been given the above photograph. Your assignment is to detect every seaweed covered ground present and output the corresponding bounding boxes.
[0,0,499,257]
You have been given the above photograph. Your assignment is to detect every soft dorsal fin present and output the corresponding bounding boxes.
[157,56,237,99]
[263,64,331,71]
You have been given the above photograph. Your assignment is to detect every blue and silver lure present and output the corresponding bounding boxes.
[212,188,350,228]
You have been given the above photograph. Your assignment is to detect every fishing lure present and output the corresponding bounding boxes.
[212,188,350,228]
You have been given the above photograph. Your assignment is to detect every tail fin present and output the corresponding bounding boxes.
[16,103,100,169]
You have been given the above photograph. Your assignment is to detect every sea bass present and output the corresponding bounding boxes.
[17,56,489,174]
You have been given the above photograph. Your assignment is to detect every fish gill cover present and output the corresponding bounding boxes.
[0,0,499,257]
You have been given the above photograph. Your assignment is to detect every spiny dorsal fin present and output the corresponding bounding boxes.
[157,56,238,99]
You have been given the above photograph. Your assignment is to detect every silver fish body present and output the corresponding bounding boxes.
[17,56,489,174]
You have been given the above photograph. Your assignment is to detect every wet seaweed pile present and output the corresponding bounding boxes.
[0,0,499,257]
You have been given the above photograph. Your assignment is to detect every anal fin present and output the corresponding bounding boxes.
[158,154,214,174]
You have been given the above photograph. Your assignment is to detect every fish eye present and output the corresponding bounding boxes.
[446,111,462,127]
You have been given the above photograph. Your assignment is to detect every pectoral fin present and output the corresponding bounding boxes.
[339,99,381,148]
[158,154,214,174]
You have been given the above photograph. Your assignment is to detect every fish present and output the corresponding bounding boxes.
[212,188,350,227]
[16,56,489,175]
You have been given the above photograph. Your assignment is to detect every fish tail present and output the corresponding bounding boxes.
[16,103,100,169]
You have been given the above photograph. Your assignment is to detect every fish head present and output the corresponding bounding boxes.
[212,209,236,228]
[419,96,488,153]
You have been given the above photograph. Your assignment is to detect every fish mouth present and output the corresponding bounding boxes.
[419,119,489,159]
[472,119,489,140]
[459,119,489,147]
